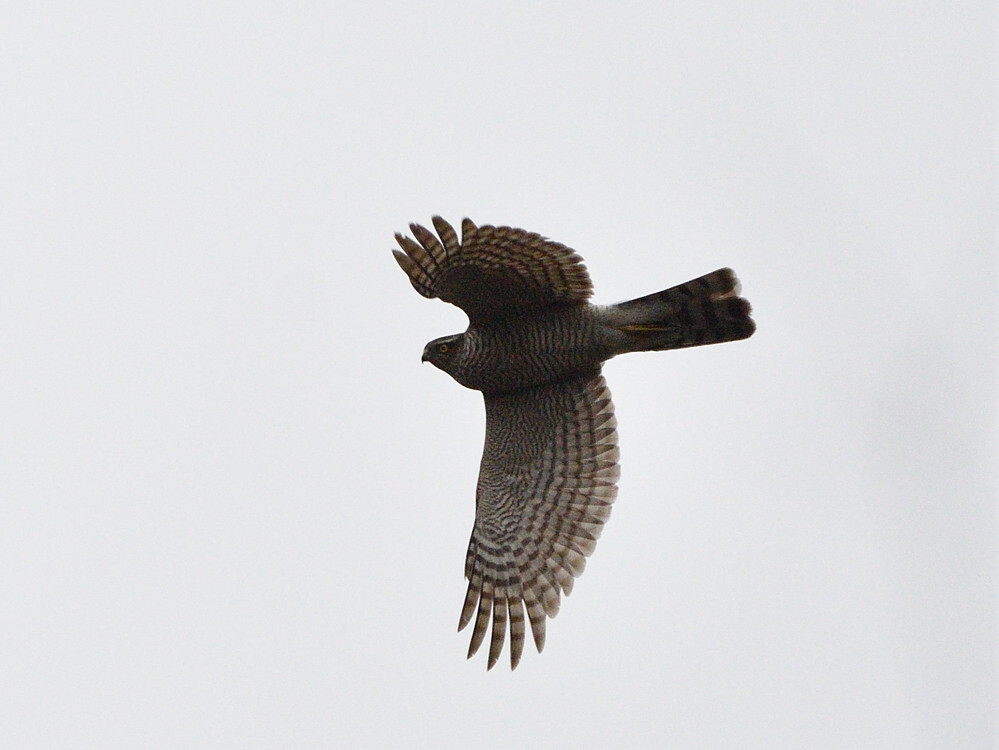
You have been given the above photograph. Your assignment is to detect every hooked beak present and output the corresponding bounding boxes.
[421,347,430,363]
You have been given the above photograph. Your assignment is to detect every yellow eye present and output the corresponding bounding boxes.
[438,343,449,353]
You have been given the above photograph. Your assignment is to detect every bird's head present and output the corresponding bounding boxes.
[422,333,465,373]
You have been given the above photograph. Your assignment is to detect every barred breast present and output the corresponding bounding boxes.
[456,306,610,394]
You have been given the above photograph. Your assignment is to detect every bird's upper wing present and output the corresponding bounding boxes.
[460,372,619,669]
[393,217,593,324]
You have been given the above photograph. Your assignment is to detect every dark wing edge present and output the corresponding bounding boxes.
[459,373,620,669]
[391,216,468,300]
[392,216,594,322]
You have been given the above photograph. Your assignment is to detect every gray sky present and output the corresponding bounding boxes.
[2,3,996,748]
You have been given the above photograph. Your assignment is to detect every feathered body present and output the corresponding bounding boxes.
[423,271,754,394]
[425,306,606,393]
[394,217,754,669]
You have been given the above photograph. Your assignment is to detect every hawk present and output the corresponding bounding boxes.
[393,217,755,670]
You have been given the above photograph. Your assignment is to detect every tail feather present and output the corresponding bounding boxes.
[610,268,755,352]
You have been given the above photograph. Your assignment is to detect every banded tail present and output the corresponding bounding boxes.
[609,268,755,352]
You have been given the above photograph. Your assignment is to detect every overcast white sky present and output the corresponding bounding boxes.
[2,3,996,748]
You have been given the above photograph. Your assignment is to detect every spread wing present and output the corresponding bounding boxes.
[460,372,620,669]
[393,216,593,324]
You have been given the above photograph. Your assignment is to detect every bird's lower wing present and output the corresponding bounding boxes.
[460,372,620,669]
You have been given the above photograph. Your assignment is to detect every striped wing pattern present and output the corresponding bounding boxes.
[393,216,593,323]
[460,372,620,669]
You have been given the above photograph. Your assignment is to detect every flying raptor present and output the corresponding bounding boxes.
[393,217,755,669]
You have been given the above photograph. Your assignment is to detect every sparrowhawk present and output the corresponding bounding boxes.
[393,217,755,670]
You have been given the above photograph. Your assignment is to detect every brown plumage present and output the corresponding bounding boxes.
[394,217,754,669]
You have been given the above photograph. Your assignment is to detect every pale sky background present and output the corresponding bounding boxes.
[2,3,996,748]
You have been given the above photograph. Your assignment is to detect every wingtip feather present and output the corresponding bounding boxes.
[461,217,477,241]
